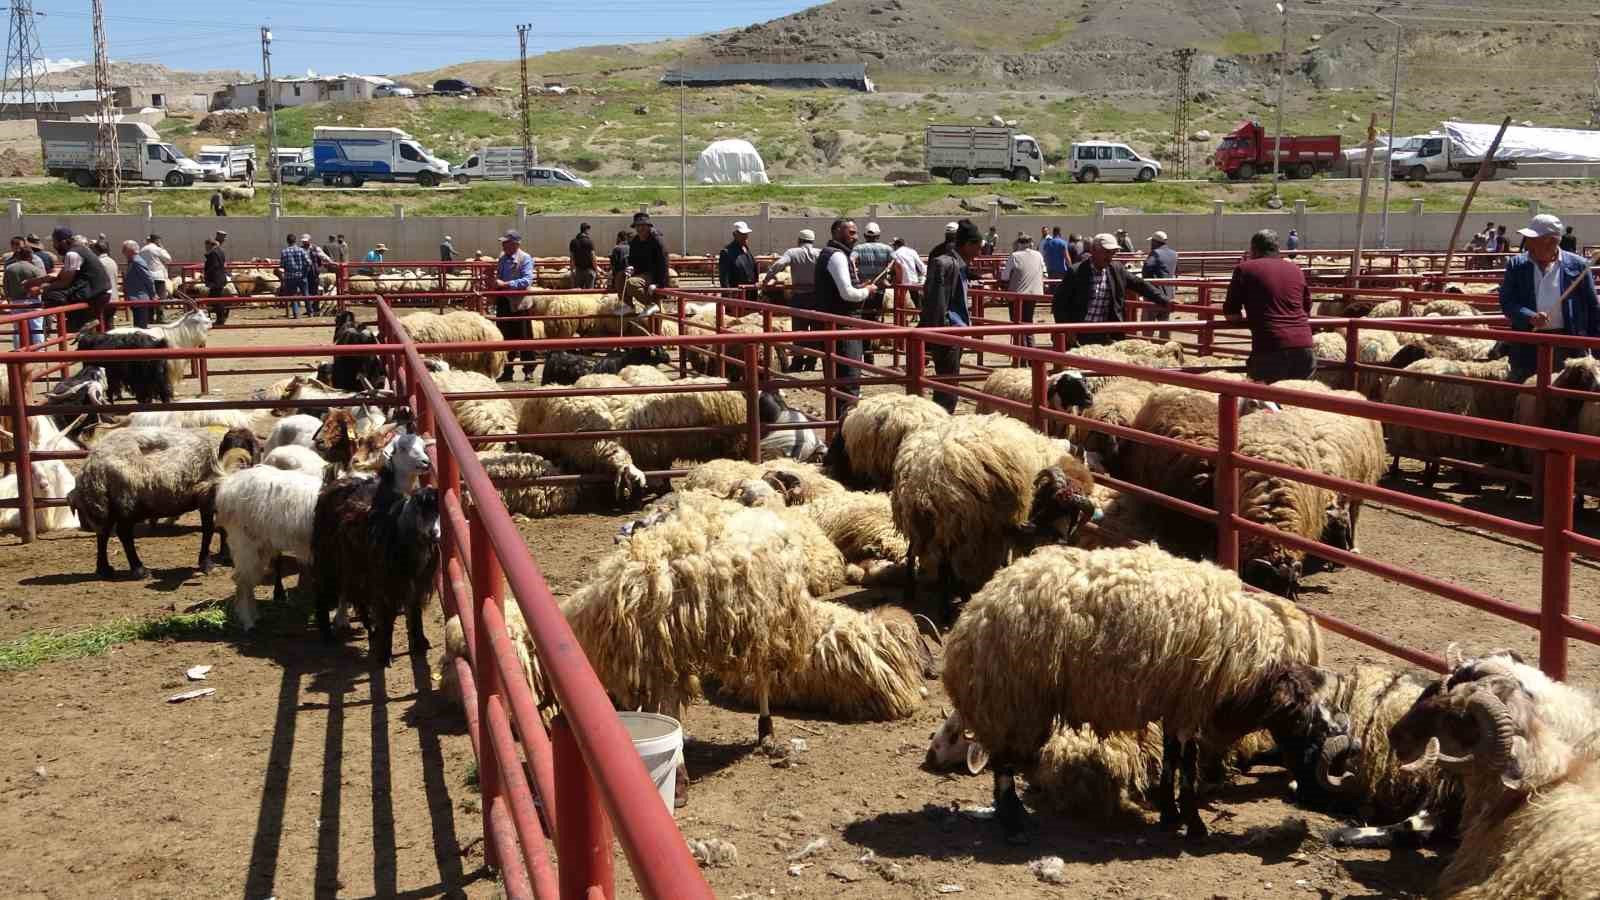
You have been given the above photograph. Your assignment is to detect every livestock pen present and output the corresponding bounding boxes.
[3,277,1599,897]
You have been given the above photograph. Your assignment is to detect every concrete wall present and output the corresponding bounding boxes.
[7,197,1598,263]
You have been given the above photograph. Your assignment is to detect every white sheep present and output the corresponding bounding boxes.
[1069,375,1161,473]
[826,392,949,488]
[1384,357,1515,487]
[264,414,324,453]
[1269,380,1387,554]
[122,401,258,432]
[973,367,1093,437]
[478,451,587,519]
[436,599,550,726]
[214,465,323,631]
[1311,329,1403,400]
[0,459,79,534]
[398,310,521,377]
[429,368,519,451]
[262,444,326,474]
[677,457,844,507]
[943,544,1336,839]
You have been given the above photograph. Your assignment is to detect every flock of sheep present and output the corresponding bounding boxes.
[3,269,1596,898]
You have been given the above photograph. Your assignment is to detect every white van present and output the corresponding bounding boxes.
[521,166,590,188]
[1069,141,1162,183]
[452,146,535,183]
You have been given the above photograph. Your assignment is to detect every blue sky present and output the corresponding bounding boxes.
[33,0,818,77]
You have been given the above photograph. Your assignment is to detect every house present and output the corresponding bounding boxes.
[0,90,102,119]
[217,74,391,110]
[113,83,224,113]
[659,63,874,92]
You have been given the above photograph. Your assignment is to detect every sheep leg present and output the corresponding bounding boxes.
[215,529,232,566]
[271,556,288,607]
[117,520,146,579]
[1388,454,1400,477]
[315,570,337,643]
[1349,499,1364,555]
[196,504,216,574]
[94,528,115,578]
[756,677,775,750]
[1180,738,1207,839]
[992,766,1028,843]
[1421,461,1439,488]
[1158,731,1182,832]
[405,597,431,655]
[374,615,396,667]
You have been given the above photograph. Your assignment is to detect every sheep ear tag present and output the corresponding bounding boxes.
[965,742,990,775]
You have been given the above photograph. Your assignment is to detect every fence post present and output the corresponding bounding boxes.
[744,342,762,463]
[1343,322,1360,393]
[1029,358,1046,433]
[1539,449,1574,681]
[676,300,688,379]
[713,302,726,378]
[1197,285,1215,358]
[1215,391,1240,571]
[906,334,924,398]
[823,335,838,424]
[552,714,616,900]
[469,510,505,870]
[7,362,34,543]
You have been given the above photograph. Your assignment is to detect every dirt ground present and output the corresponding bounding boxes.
[0,303,1595,899]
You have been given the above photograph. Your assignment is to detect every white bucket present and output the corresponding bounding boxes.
[619,711,683,815]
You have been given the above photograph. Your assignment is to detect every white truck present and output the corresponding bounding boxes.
[194,144,257,181]
[275,147,312,167]
[925,125,1042,184]
[311,126,451,187]
[451,146,535,183]
[40,120,205,188]
[1391,121,1600,181]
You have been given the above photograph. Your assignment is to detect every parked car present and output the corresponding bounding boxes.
[374,84,415,98]
[281,162,315,185]
[432,78,477,97]
[521,166,590,188]
[1069,141,1163,183]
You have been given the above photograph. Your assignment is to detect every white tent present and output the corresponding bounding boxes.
[694,139,770,185]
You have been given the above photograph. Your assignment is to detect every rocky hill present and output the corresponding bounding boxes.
[40,62,251,90]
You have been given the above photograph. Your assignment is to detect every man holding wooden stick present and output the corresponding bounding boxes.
[1498,213,1600,383]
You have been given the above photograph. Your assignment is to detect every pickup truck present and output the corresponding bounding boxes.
[925,125,1042,184]
[452,146,535,183]
[195,144,256,181]
[1213,120,1340,180]
[1390,121,1600,181]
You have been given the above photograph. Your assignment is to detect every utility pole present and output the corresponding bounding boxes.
[1172,48,1196,180]
[678,55,686,256]
[261,26,280,209]
[1269,1,1288,208]
[1,0,52,116]
[516,23,533,174]
[90,0,118,211]
[1374,10,1402,248]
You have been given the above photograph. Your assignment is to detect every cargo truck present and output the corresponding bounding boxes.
[1212,120,1341,180]
[925,125,1042,184]
[451,146,536,183]
[195,144,256,181]
[40,120,205,188]
[311,126,450,187]
[1390,121,1600,181]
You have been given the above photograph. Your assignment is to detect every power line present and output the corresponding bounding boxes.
[1,0,53,114]
[90,0,118,211]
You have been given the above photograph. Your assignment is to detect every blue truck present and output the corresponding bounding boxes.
[311,126,451,188]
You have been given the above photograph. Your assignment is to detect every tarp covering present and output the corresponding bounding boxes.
[1444,121,1600,163]
[661,63,873,92]
[694,139,770,185]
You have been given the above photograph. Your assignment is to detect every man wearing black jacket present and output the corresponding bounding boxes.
[204,231,230,325]
[1051,232,1169,345]
[569,222,597,289]
[624,212,670,309]
[718,221,757,291]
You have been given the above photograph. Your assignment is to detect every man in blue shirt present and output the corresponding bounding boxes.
[278,232,312,319]
[920,219,983,412]
[493,229,538,381]
[1040,227,1068,277]
[1498,213,1600,383]
[120,239,157,328]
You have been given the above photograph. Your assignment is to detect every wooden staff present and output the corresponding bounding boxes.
[1442,116,1513,279]
[1348,113,1380,287]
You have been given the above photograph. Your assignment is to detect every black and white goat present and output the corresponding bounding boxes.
[74,325,172,405]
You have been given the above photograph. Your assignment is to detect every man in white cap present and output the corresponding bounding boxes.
[851,222,894,361]
[1051,232,1170,345]
[929,221,959,261]
[718,220,757,290]
[301,233,331,315]
[764,228,822,371]
[1499,213,1600,383]
[1141,230,1178,336]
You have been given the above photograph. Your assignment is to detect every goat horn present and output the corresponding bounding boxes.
[1445,642,1466,671]
[1316,734,1355,791]
[1467,690,1520,781]
[1399,736,1445,773]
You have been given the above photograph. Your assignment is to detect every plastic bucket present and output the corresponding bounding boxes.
[618,711,683,815]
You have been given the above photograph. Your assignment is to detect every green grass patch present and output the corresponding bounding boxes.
[1214,31,1272,56]
[0,607,227,673]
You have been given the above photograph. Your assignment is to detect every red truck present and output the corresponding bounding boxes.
[1213,120,1341,180]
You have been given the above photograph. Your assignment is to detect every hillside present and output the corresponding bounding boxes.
[41,62,252,90]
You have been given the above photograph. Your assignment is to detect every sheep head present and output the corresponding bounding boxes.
[1389,671,1529,792]
[1385,343,1431,371]
[1220,663,1349,805]
[313,410,358,461]
[759,469,805,506]
[1046,371,1095,412]
[1242,547,1303,600]
[1025,465,1098,543]
[925,709,988,775]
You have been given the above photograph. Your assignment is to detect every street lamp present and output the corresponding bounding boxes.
[1374,9,1402,248]
[1269,1,1287,209]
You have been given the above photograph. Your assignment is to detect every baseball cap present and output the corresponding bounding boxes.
[299,233,311,242]
[1092,232,1120,251]
[1115,227,1128,234]
[50,226,73,242]
[1517,213,1564,239]
[1149,230,1168,243]
[864,222,881,236]
[215,230,228,239]
[732,221,752,235]
[797,228,815,242]
[632,212,652,225]
[944,221,958,234]
[500,230,522,242]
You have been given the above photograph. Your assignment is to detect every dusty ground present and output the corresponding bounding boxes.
[0,302,1595,898]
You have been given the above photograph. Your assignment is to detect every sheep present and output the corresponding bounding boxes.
[478,450,588,518]
[797,489,909,585]
[67,427,221,578]
[539,347,672,386]
[107,305,213,395]
[329,311,386,392]
[1387,649,1600,899]
[1063,340,1185,392]
[1268,380,1387,555]
[890,413,1099,619]
[973,368,1095,437]
[215,465,323,631]
[1069,482,1158,550]
[715,600,940,722]
[397,310,519,377]
[264,414,323,453]
[1312,329,1403,400]
[678,458,844,507]
[217,426,262,467]
[119,402,257,432]
[311,431,440,664]
[74,325,172,405]
[429,368,519,451]
[263,444,326,474]
[943,544,1339,839]
[825,392,949,488]
[436,599,551,725]
[1069,376,1161,473]
[0,459,79,534]
[1384,356,1516,487]
[560,492,815,773]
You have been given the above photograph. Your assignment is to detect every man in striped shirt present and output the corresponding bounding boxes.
[850,222,894,363]
[279,233,313,319]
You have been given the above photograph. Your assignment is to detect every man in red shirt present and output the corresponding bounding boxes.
[1224,229,1315,383]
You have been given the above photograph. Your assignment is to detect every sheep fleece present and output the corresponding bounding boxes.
[71,428,219,531]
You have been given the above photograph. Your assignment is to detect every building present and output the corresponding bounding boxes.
[217,74,392,110]
[0,90,102,120]
[113,83,225,114]
[659,63,874,92]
